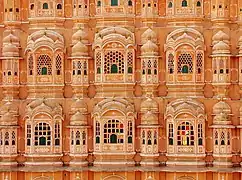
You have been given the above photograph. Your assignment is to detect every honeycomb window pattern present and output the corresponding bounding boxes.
[55,54,62,75]
[177,53,193,73]
[127,52,133,73]
[196,53,203,73]
[37,55,52,75]
[104,51,124,74]
[96,52,101,73]
[168,53,174,74]
[28,54,34,75]
[34,122,51,146]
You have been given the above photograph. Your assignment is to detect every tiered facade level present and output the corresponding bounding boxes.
[1,0,242,180]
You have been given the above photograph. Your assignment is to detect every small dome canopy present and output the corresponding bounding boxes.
[212,30,229,45]
[212,41,230,55]
[213,101,231,115]
[71,99,88,113]
[141,40,158,56]
[2,43,19,57]
[3,33,19,44]
[140,98,158,112]
[72,41,88,57]
[70,111,87,126]
[141,111,158,125]
[141,28,157,44]
[0,112,18,126]
[0,101,18,115]
[72,29,88,44]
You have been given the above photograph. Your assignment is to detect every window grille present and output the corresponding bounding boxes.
[28,54,34,75]
[221,131,225,145]
[196,53,203,74]
[214,130,218,145]
[12,131,16,145]
[5,132,9,145]
[96,121,100,143]
[34,123,51,146]
[169,124,173,145]
[104,51,124,74]
[147,130,152,145]
[56,54,62,75]
[168,53,174,74]
[142,130,145,144]
[177,122,194,146]
[37,55,52,75]
[104,119,124,144]
[54,123,60,146]
[154,130,157,145]
[177,53,193,73]
[227,131,230,145]
[27,124,31,146]
[71,130,74,145]
[127,121,132,143]
[127,52,133,74]
[82,131,86,145]
[96,52,101,74]
[76,131,81,145]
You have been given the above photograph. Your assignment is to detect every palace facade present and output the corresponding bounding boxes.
[1,0,242,180]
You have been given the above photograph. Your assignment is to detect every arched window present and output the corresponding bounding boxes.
[37,54,52,75]
[182,65,189,73]
[104,51,124,74]
[127,121,132,143]
[169,124,173,145]
[110,134,117,143]
[82,131,86,145]
[168,2,173,8]
[104,120,124,144]
[27,124,31,146]
[214,130,218,145]
[76,131,81,145]
[128,0,132,6]
[197,1,201,7]
[147,130,152,145]
[97,0,101,6]
[111,0,118,6]
[5,132,9,145]
[57,4,62,9]
[12,131,16,145]
[177,122,194,146]
[198,124,203,145]
[56,54,62,75]
[111,64,118,73]
[177,53,193,73]
[43,3,49,9]
[34,123,51,146]
[41,67,47,75]
[96,121,100,143]
[142,130,145,144]
[30,4,34,10]
[182,0,188,7]
[221,131,225,145]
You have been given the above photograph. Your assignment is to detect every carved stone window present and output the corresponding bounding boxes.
[34,123,51,146]
[28,54,34,75]
[177,122,194,146]
[104,51,124,74]
[177,53,193,74]
[37,54,52,75]
[104,119,124,144]
[169,124,174,145]
[96,121,100,143]
[55,54,62,75]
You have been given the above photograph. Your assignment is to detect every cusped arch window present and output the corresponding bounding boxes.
[92,99,136,153]
[166,99,205,155]
[128,0,132,6]
[197,1,201,7]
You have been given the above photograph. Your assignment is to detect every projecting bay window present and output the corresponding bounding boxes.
[0,130,17,154]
